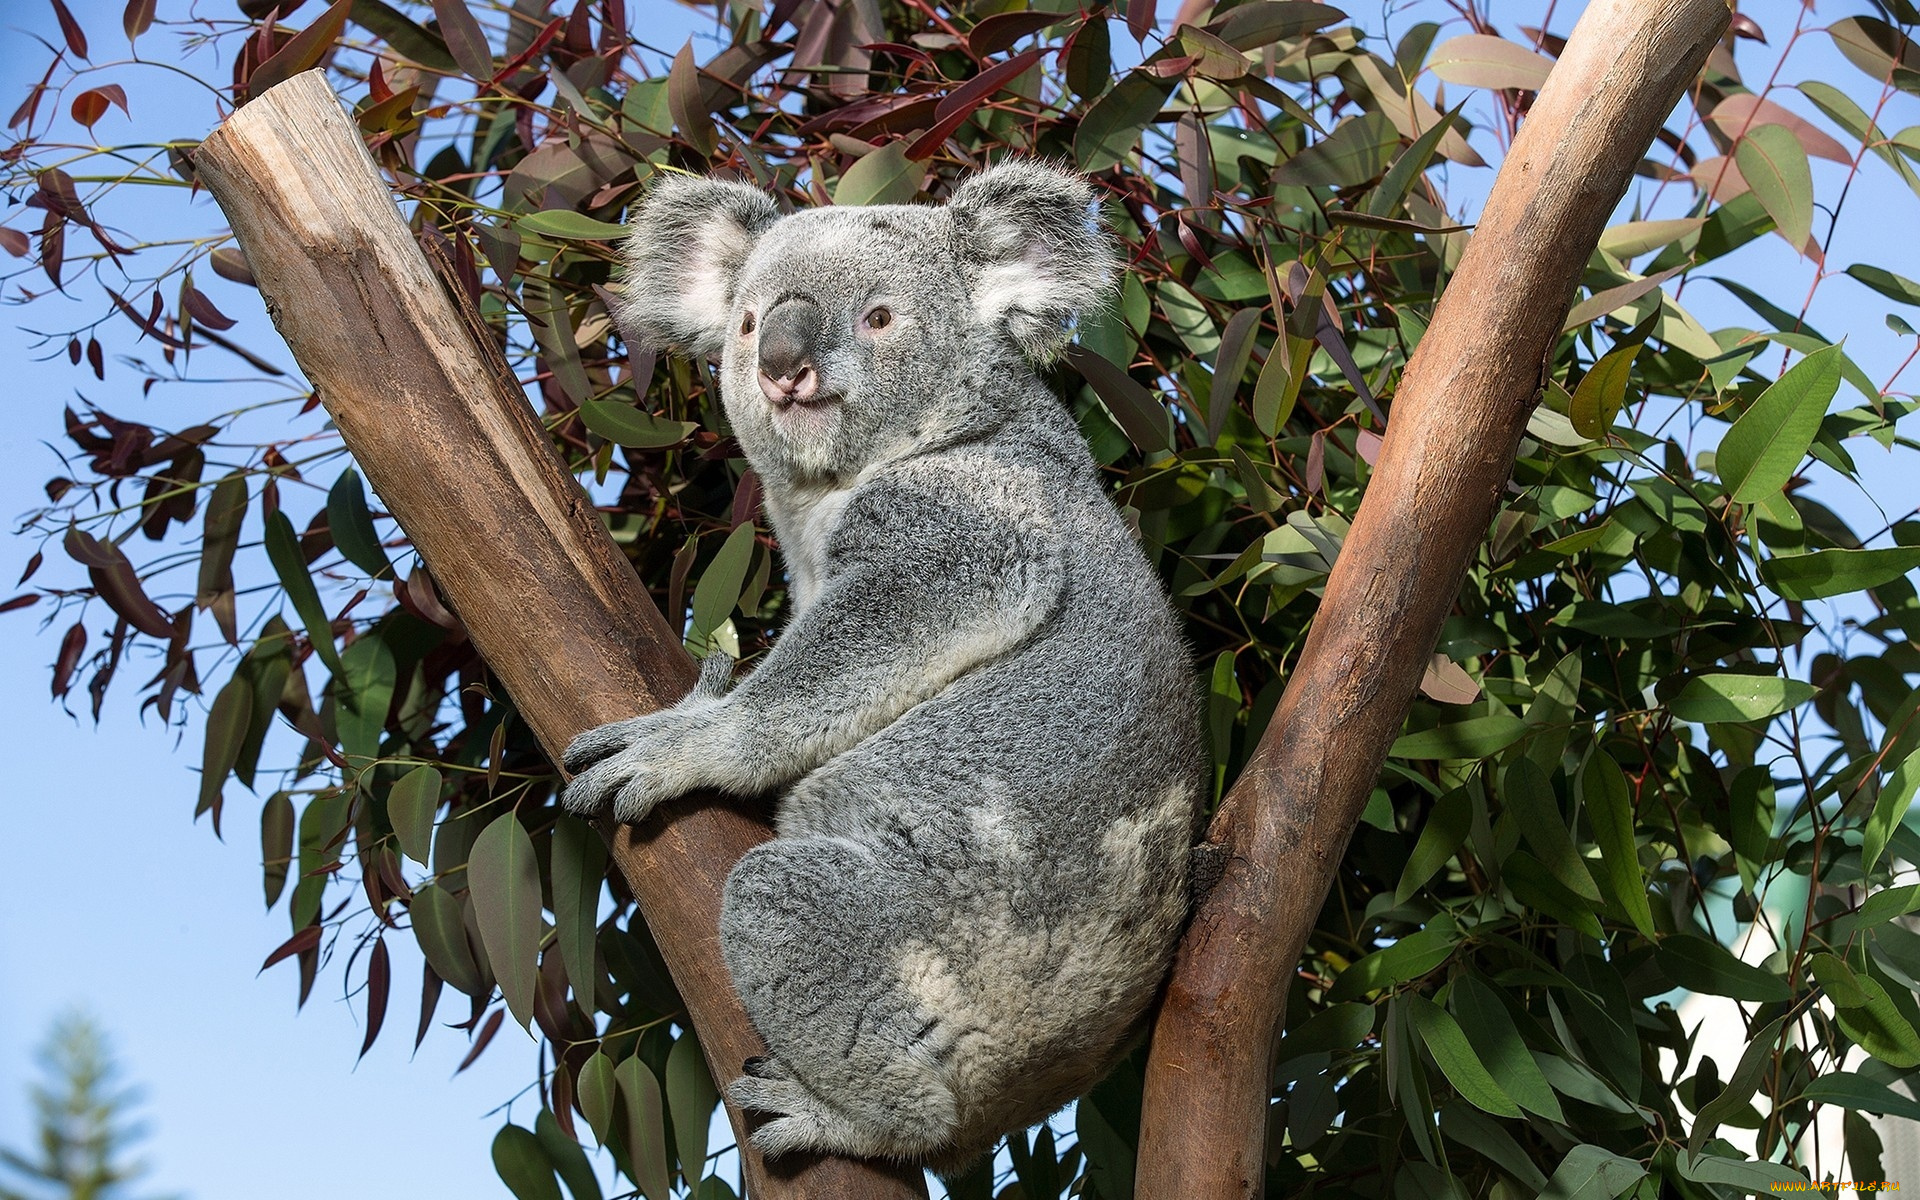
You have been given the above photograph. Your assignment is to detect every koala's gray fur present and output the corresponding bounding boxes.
[561,160,1206,1170]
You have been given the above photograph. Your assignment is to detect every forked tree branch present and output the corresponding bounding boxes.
[192,70,928,1200]
[1135,2,1731,1195]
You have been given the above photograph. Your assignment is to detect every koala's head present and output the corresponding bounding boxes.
[613,160,1117,482]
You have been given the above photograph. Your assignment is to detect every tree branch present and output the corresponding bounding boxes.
[1134,3,1732,1195]
[191,70,927,1200]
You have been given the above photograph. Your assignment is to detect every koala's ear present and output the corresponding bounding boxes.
[948,160,1119,362]
[614,175,780,357]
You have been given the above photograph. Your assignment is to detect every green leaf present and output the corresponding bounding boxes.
[1812,955,1920,1067]
[1074,73,1173,172]
[1569,342,1640,439]
[1427,33,1554,91]
[616,1055,672,1200]
[1395,786,1470,903]
[388,765,441,867]
[690,523,757,639]
[1390,714,1529,760]
[1156,280,1219,359]
[1598,218,1707,260]
[1581,755,1656,938]
[516,210,630,241]
[1271,111,1399,188]
[1674,1151,1808,1191]
[1405,993,1521,1118]
[1538,1144,1646,1200]
[1847,263,1920,307]
[833,141,922,207]
[1063,344,1173,454]
[1275,1002,1376,1063]
[535,1109,604,1200]
[469,812,542,1028]
[410,882,486,997]
[1716,342,1843,504]
[1668,675,1817,724]
[1207,308,1262,441]
[350,0,458,71]
[1690,1014,1788,1149]
[1762,545,1920,602]
[334,633,396,762]
[1439,1101,1547,1190]
[1801,1071,1920,1121]
[1250,333,1296,436]
[1448,976,1564,1121]
[1734,124,1815,250]
[551,816,606,1006]
[260,792,294,908]
[1502,759,1599,903]
[263,510,342,673]
[1656,934,1791,1003]
[665,1032,718,1187]
[492,1125,563,1200]
[1328,919,1457,1001]
[198,673,253,820]
[578,1053,617,1146]
[577,399,698,449]
[326,467,392,578]
[1863,751,1920,875]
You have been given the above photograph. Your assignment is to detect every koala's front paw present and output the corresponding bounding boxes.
[563,716,648,775]
[563,747,673,824]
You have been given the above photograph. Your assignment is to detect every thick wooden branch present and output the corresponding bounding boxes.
[192,71,926,1200]
[1135,3,1731,1195]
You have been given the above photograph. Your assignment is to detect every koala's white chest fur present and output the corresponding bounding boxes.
[765,479,857,613]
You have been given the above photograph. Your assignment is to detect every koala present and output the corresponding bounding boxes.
[561,160,1206,1171]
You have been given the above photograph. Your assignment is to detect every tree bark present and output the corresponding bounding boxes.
[192,70,927,1200]
[1134,3,1731,1196]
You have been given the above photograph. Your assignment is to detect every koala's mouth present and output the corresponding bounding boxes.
[771,391,841,411]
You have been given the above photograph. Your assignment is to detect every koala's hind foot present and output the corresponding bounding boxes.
[726,1057,880,1161]
[721,837,964,1162]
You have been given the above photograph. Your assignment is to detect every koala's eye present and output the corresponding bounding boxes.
[863,306,893,331]
[740,311,757,336]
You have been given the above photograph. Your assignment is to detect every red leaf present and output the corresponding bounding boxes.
[359,938,390,1060]
[905,46,1046,161]
[71,90,108,129]
[431,0,493,82]
[1128,0,1156,44]
[87,338,103,379]
[1731,13,1766,43]
[182,282,237,330]
[106,288,191,349]
[367,57,392,103]
[63,526,176,638]
[416,962,444,1051]
[967,10,1063,59]
[1305,429,1327,494]
[49,0,89,59]
[0,594,38,614]
[124,0,156,42]
[455,1008,505,1075]
[0,227,27,257]
[246,0,353,99]
[260,923,322,972]
[18,551,44,585]
[210,247,257,287]
[53,621,86,698]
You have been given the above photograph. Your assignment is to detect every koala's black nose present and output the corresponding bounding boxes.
[757,297,822,405]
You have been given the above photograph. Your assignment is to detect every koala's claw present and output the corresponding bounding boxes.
[562,750,667,824]
[562,716,646,775]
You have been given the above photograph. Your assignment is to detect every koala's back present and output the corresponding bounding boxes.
[767,398,1206,1152]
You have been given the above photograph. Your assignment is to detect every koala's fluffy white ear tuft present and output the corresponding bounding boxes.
[615,175,780,357]
[948,160,1120,362]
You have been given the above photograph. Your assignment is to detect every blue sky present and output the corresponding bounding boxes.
[0,2,1915,1198]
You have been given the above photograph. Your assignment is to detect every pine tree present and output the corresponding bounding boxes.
[0,1014,175,1200]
